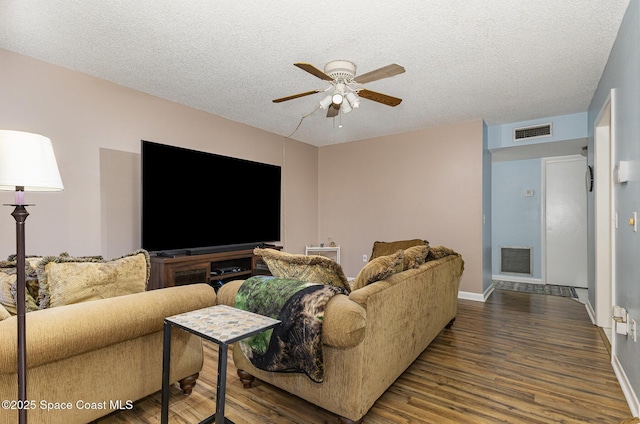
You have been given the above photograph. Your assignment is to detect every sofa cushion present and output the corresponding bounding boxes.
[254,248,350,292]
[370,239,428,260]
[37,249,150,309]
[351,250,405,291]
[403,245,430,270]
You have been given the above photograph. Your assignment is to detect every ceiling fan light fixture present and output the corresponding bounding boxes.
[319,94,333,109]
[332,84,346,105]
[342,100,352,114]
[274,61,404,118]
[346,92,360,108]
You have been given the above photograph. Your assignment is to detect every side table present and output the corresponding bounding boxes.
[161,304,281,424]
[305,245,341,264]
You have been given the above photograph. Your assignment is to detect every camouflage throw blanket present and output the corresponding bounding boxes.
[235,275,347,383]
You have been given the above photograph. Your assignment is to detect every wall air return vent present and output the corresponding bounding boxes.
[513,123,552,142]
[500,246,532,275]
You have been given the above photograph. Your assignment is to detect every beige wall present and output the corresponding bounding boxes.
[1,48,485,295]
[318,120,484,294]
[0,49,317,259]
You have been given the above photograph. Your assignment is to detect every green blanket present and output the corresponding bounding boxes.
[235,275,347,383]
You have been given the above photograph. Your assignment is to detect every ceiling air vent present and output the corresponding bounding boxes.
[513,123,552,141]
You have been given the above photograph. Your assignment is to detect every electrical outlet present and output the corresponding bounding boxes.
[631,319,637,342]
[362,254,368,262]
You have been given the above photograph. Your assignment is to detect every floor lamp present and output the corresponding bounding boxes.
[0,130,64,424]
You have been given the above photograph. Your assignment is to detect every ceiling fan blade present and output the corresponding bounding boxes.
[294,63,334,81]
[326,103,340,118]
[273,90,320,103]
[358,89,403,107]
[355,64,405,84]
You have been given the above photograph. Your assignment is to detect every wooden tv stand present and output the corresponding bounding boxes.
[148,246,281,291]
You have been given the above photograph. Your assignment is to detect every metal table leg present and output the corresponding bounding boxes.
[161,321,171,424]
[215,344,229,424]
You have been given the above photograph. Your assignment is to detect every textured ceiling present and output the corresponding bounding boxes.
[0,1,630,147]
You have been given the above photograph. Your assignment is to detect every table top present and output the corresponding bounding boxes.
[165,304,280,345]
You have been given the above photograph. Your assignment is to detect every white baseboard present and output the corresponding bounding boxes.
[458,286,493,302]
[492,274,543,284]
[585,299,597,325]
[612,353,640,417]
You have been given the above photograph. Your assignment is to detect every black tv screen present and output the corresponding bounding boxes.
[141,140,281,254]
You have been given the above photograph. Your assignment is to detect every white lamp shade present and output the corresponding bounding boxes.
[346,92,360,108]
[342,99,352,114]
[319,94,333,109]
[332,84,346,105]
[0,130,64,191]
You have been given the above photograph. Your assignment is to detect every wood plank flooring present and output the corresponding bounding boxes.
[94,290,632,423]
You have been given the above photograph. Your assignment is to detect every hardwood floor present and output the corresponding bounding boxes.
[95,290,632,423]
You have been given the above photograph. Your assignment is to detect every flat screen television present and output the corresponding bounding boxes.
[141,140,281,255]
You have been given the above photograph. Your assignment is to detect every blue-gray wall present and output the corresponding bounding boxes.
[491,159,542,280]
[589,0,640,414]
[488,112,588,282]
[488,113,588,149]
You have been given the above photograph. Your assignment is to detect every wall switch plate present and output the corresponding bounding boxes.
[632,319,637,342]
[362,254,368,262]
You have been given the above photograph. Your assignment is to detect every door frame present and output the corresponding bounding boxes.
[593,90,615,331]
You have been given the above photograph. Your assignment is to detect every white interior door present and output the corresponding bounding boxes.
[544,156,588,288]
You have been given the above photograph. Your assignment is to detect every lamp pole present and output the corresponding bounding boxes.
[12,191,29,424]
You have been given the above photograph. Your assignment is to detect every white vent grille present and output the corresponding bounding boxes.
[500,247,532,275]
[513,123,552,141]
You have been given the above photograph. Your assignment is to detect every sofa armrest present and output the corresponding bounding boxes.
[217,279,366,348]
[323,294,366,347]
[216,279,244,307]
[0,283,216,372]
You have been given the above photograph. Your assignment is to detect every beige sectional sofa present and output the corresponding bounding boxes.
[0,250,216,424]
[217,243,464,423]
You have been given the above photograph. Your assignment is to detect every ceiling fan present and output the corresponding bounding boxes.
[273,60,405,118]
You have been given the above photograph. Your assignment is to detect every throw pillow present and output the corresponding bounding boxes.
[24,257,43,301]
[254,248,350,292]
[4,254,102,303]
[37,249,150,309]
[0,303,10,321]
[0,268,17,315]
[403,244,430,270]
[351,250,405,291]
[0,261,40,314]
[426,245,457,261]
[370,239,428,260]
[9,282,40,313]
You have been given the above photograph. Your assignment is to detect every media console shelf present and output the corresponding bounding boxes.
[148,246,282,291]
